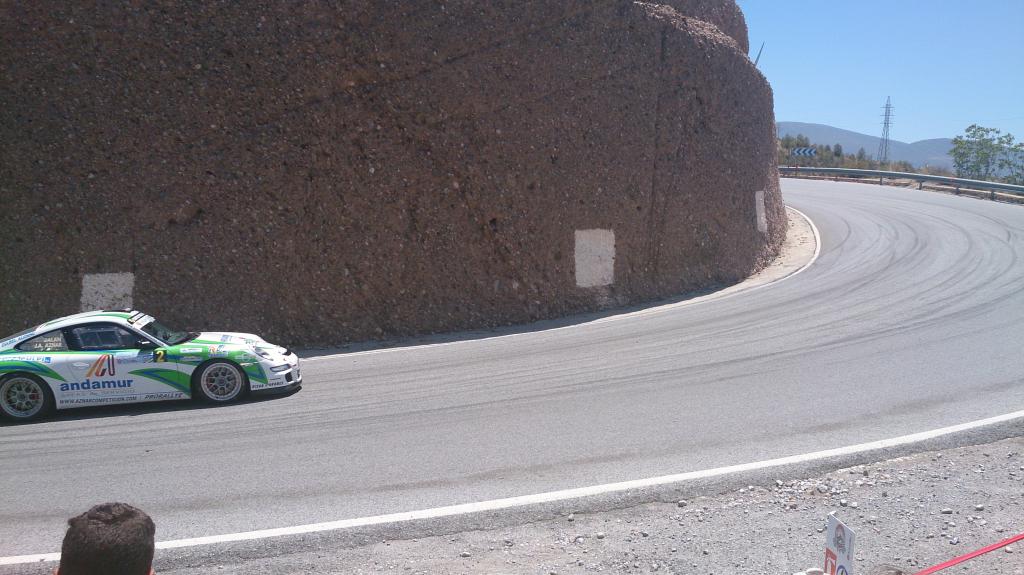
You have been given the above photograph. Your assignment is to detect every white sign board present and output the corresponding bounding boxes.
[824,514,855,575]
[574,229,615,288]
[754,190,768,234]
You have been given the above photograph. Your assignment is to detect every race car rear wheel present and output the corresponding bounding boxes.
[194,361,248,403]
[0,373,53,421]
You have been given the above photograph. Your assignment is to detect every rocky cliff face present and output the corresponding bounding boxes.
[1,1,784,346]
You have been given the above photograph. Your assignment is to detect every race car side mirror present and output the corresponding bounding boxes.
[137,340,158,350]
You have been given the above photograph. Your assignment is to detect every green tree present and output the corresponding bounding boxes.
[833,143,843,158]
[950,124,1013,180]
[1000,142,1024,185]
[779,134,820,166]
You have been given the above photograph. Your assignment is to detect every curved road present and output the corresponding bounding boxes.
[3,179,1024,558]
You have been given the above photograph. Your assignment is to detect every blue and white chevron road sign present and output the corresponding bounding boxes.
[791,147,817,157]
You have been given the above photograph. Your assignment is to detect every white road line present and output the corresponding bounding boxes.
[4,406,1021,566]
[304,206,822,361]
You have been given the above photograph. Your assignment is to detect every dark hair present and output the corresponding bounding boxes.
[59,502,155,575]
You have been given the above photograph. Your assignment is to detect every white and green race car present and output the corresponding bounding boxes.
[0,309,301,421]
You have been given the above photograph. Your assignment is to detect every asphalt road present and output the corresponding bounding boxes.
[3,179,1024,560]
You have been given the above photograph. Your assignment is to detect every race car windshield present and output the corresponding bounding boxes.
[141,320,192,345]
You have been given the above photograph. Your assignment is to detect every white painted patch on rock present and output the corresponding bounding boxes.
[755,190,768,234]
[80,272,134,311]
[575,229,615,288]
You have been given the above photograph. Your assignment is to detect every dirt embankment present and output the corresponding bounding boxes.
[1,1,783,345]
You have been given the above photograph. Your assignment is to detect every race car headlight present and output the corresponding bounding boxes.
[270,364,291,373]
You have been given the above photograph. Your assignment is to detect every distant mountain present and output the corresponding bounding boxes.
[777,121,953,169]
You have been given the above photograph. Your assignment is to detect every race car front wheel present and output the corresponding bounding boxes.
[0,373,53,422]
[194,361,248,404]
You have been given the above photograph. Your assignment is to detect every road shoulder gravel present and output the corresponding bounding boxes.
[144,436,1023,574]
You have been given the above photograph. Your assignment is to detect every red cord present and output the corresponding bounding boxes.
[911,532,1024,575]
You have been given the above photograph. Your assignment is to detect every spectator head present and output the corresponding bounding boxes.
[57,502,155,575]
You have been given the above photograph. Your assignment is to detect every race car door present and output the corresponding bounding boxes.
[63,323,189,405]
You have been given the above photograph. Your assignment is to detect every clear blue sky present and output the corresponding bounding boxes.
[736,0,1024,143]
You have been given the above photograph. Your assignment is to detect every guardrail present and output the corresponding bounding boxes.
[779,166,1024,199]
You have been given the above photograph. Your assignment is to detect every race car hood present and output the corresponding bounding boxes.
[193,332,291,358]
[197,332,266,346]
